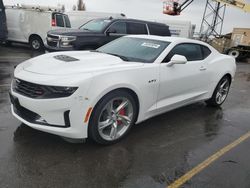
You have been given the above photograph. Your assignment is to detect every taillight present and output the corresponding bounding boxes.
[51,19,56,26]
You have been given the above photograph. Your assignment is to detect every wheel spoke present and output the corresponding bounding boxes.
[216,92,222,98]
[220,80,228,88]
[223,88,228,91]
[99,119,113,130]
[110,123,118,139]
[115,99,128,113]
[216,92,222,103]
[106,100,114,117]
[118,115,131,126]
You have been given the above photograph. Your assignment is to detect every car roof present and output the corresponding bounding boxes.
[97,18,167,26]
[125,35,211,47]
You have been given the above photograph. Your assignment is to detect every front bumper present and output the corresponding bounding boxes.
[44,43,74,52]
[10,88,90,139]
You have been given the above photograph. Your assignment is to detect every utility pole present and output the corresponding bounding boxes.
[77,0,86,11]
[199,0,226,41]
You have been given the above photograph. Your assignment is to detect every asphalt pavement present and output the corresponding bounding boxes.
[0,44,250,188]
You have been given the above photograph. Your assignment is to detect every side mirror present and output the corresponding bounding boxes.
[167,54,187,67]
[106,28,117,36]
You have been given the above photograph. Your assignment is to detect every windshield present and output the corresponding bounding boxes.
[79,19,111,32]
[97,37,170,63]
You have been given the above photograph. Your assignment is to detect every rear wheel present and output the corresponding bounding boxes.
[227,49,240,59]
[88,90,138,145]
[29,36,43,51]
[206,76,231,107]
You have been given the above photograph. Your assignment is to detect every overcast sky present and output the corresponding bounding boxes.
[3,0,250,34]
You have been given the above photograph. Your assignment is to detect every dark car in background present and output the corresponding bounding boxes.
[0,0,7,42]
[45,18,171,51]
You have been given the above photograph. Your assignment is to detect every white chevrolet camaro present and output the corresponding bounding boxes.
[10,35,236,144]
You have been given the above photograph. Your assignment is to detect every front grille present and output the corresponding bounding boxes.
[13,79,45,98]
[12,79,78,99]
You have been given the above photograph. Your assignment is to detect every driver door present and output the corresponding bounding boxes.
[157,43,211,113]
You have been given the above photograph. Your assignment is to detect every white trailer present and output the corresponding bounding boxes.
[5,4,71,50]
[154,19,195,38]
[66,11,126,28]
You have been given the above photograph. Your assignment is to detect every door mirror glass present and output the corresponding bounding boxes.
[167,54,187,67]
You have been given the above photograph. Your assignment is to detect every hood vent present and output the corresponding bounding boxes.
[54,55,79,62]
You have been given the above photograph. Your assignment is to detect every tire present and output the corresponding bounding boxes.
[4,40,12,47]
[88,90,138,145]
[206,76,231,107]
[227,49,242,61]
[29,36,43,51]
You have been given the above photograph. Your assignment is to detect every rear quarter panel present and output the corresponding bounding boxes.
[207,53,236,95]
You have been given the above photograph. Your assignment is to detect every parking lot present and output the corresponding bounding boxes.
[0,44,250,188]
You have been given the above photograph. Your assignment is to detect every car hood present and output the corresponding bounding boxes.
[21,51,143,76]
[48,29,101,36]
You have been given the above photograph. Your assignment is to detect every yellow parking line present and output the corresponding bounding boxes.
[168,131,250,188]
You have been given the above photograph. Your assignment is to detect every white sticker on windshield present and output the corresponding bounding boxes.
[141,43,160,49]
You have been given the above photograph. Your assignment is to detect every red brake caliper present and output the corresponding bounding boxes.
[117,107,125,125]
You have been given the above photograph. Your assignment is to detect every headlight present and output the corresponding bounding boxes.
[60,36,76,47]
[45,86,78,98]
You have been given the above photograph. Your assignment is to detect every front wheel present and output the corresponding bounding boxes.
[206,76,231,107]
[88,90,138,145]
[29,36,43,51]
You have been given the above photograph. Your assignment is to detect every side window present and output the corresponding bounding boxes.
[163,43,203,62]
[63,15,71,28]
[202,46,211,59]
[148,24,171,36]
[108,22,127,34]
[127,22,147,34]
[56,14,64,27]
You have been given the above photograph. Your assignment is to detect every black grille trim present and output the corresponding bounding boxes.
[13,79,45,98]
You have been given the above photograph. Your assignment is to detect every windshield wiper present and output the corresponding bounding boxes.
[105,53,130,61]
[90,51,130,61]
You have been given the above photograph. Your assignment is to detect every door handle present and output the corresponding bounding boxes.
[200,66,207,71]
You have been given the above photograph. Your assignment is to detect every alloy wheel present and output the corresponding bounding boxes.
[32,40,40,50]
[97,97,134,141]
[215,78,230,104]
